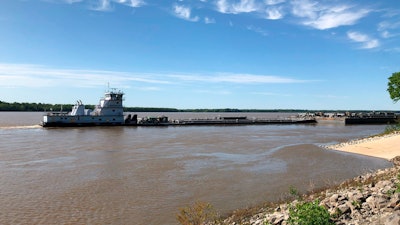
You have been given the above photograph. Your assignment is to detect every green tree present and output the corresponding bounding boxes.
[387,72,400,103]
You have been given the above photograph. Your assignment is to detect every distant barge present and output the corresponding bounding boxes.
[40,89,316,127]
[313,112,399,125]
[345,112,398,124]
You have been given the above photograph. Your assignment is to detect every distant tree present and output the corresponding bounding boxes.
[388,72,400,103]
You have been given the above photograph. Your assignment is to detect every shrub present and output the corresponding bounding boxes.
[288,200,333,225]
[384,123,400,134]
[176,201,220,225]
[396,172,400,193]
[289,185,301,199]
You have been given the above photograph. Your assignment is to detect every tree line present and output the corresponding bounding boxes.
[0,101,72,112]
[0,101,309,112]
[0,101,179,112]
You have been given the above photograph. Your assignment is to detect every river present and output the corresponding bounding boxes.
[0,112,392,224]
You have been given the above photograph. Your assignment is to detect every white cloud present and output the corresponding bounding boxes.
[291,0,317,19]
[247,25,268,36]
[264,0,285,6]
[173,4,199,22]
[0,64,311,90]
[117,0,145,8]
[381,31,391,39]
[347,31,380,49]
[0,64,170,88]
[204,17,216,24]
[91,0,145,11]
[265,6,283,20]
[93,0,112,11]
[291,0,369,30]
[378,20,400,39]
[169,73,309,84]
[216,0,259,14]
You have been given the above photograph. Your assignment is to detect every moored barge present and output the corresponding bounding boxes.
[313,112,399,125]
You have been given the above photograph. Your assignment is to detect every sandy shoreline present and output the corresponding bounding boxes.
[325,132,400,160]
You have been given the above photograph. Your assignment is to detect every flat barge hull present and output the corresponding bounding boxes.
[171,119,316,126]
[345,117,398,125]
[42,119,317,127]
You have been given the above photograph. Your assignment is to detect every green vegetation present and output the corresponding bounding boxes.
[124,107,179,112]
[286,186,333,225]
[289,185,301,200]
[388,71,400,103]
[384,123,400,134]
[0,101,76,112]
[176,201,220,225]
[288,200,333,225]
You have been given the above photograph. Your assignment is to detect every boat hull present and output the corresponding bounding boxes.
[41,116,317,127]
[41,115,124,127]
[345,117,398,124]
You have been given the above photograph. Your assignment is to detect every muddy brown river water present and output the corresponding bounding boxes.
[0,112,392,224]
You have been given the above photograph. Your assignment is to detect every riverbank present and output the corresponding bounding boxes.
[324,131,400,160]
[221,157,400,225]
[216,132,400,225]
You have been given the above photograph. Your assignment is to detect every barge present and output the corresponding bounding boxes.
[314,112,399,125]
[169,116,316,126]
[40,89,316,127]
[345,112,398,124]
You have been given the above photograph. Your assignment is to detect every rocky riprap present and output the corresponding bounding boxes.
[223,157,400,225]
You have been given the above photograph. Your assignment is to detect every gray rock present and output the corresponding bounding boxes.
[384,211,400,225]
[330,194,339,203]
[348,191,364,204]
[376,180,394,194]
[388,193,400,208]
[337,203,351,214]
[366,196,376,209]
[269,212,284,225]
[391,156,400,166]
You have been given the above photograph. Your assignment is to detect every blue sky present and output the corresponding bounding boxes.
[1,0,400,110]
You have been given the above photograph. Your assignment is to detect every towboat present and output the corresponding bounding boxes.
[41,89,126,127]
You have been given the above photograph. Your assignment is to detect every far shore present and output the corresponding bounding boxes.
[325,132,400,160]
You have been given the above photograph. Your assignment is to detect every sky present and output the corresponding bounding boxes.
[0,0,400,110]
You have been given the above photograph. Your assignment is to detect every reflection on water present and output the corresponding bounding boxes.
[0,112,392,224]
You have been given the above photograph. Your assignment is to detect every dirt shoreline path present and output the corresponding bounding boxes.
[325,132,400,160]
